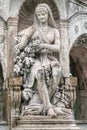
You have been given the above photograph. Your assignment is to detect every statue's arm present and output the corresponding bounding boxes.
[42,29,60,53]
[18,25,36,50]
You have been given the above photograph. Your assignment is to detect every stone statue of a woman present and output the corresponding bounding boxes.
[14,3,71,118]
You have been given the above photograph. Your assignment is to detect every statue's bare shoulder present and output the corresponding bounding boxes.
[48,27,60,44]
[49,26,60,36]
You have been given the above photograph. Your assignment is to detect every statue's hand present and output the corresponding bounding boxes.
[65,77,71,86]
[14,44,19,50]
[32,43,44,52]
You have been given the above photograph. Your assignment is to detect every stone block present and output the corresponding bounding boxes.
[9,77,23,86]
[12,115,81,130]
[70,77,77,86]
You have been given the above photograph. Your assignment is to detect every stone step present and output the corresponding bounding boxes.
[12,115,81,130]
[17,115,77,125]
[19,115,74,121]
[14,123,78,130]
[13,126,80,130]
[17,120,77,124]
[13,128,80,130]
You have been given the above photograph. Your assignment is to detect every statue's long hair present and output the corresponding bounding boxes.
[34,3,56,28]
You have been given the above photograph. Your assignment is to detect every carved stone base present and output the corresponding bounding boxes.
[12,115,81,130]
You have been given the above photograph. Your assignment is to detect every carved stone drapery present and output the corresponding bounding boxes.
[8,76,77,128]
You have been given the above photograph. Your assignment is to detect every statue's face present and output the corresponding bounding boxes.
[22,88,33,101]
[22,88,29,101]
[36,10,49,23]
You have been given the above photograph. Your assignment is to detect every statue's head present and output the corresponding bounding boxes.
[22,88,33,101]
[34,3,56,27]
[35,3,49,13]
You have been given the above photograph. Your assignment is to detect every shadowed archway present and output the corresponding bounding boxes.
[70,34,87,119]
[0,62,5,121]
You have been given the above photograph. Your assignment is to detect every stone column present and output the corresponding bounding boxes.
[9,77,22,127]
[59,20,73,108]
[59,20,70,78]
[7,17,18,78]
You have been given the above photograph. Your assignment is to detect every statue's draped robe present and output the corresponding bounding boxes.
[14,27,70,116]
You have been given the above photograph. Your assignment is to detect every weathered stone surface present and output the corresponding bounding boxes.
[9,77,22,86]
[0,0,87,130]
[70,77,77,86]
[12,116,81,130]
[0,0,10,20]
[0,122,9,130]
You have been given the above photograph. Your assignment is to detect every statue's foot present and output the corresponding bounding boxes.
[47,107,57,118]
[54,107,64,115]
[54,107,72,115]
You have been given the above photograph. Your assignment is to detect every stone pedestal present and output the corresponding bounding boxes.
[8,77,22,128]
[12,115,81,130]
[9,76,77,130]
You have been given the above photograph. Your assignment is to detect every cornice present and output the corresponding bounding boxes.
[69,11,87,24]
[78,0,87,6]
[70,0,87,7]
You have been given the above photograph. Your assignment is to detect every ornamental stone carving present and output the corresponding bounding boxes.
[13,3,74,119]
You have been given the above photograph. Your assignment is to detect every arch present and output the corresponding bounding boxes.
[0,17,7,43]
[0,17,7,121]
[18,0,60,32]
[71,33,87,50]
[70,33,87,90]
[0,17,7,80]
[0,62,5,121]
[69,12,87,52]
[0,62,4,83]
[70,33,87,119]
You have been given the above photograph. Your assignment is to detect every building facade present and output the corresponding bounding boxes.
[0,0,87,130]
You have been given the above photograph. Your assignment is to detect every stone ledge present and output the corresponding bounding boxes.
[76,120,87,124]
[0,121,7,125]
[12,116,81,130]
[19,115,87,124]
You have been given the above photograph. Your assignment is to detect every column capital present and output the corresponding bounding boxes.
[59,20,69,28]
[7,17,18,26]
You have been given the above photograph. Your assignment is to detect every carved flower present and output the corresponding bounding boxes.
[24,57,31,68]
[14,64,21,75]
[14,45,20,55]
[20,52,25,59]
[24,46,31,54]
